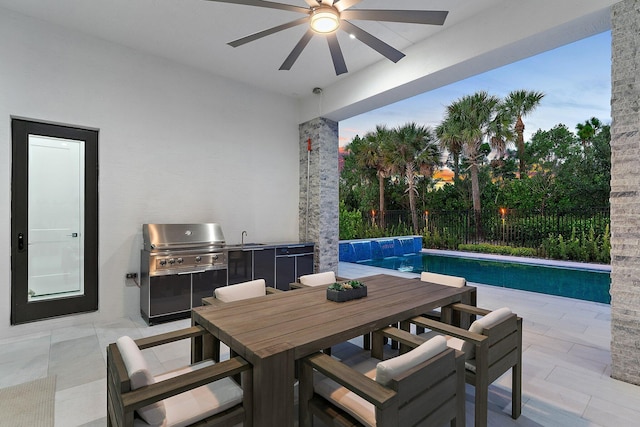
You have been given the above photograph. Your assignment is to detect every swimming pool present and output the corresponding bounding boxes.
[357,252,611,304]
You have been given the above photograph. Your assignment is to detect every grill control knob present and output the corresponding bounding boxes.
[159,259,167,266]
[168,258,175,265]
[195,256,202,263]
[212,254,219,261]
[177,257,183,264]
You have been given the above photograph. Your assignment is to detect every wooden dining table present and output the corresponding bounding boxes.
[191,273,476,427]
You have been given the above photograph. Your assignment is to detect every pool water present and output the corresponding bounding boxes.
[358,253,611,304]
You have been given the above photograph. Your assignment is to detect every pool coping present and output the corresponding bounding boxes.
[421,249,611,272]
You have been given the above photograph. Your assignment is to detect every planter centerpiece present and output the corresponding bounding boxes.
[326,280,367,302]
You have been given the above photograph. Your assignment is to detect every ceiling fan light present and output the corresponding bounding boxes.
[310,7,340,33]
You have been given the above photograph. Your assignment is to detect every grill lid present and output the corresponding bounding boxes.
[142,223,226,251]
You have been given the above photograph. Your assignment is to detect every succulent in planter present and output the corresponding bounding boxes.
[327,280,367,302]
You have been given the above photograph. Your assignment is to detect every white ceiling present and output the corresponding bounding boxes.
[0,0,616,121]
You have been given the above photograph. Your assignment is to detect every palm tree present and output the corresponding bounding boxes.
[385,122,441,234]
[358,125,392,227]
[503,90,545,177]
[435,117,464,181]
[443,91,501,234]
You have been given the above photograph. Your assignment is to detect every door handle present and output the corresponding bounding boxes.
[67,232,78,237]
[17,232,24,252]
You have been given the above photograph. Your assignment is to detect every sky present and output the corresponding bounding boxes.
[339,31,612,147]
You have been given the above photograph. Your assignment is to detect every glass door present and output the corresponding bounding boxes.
[27,135,85,300]
[11,119,98,324]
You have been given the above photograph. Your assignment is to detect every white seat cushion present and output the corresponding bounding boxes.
[116,336,166,426]
[315,358,378,427]
[420,272,466,288]
[215,279,266,302]
[461,307,512,360]
[155,361,244,427]
[375,335,447,386]
[299,271,336,286]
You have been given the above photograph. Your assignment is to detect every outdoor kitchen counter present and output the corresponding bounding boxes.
[223,241,315,250]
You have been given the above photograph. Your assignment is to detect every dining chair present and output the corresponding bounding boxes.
[201,278,283,361]
[290,271,342,289]
[418,272,475,331]
[299,329,465,427]
[107,325,252,427]
[411,304,522,427]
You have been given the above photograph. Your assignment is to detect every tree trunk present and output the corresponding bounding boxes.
[453,152,460,181]
[407,164,419,234]
[516,116,526,178]
[470,162,482,238]
[378,173,385,229]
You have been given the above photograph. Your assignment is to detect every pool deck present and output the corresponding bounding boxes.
[338,260,630,427]
[0,260,630,427]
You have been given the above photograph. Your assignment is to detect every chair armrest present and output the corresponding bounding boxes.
[450,303,491,317]
[303,353,396,409]
[266,286,283,294]
[122,356,250,412]
[375,327,428,350]
[411,316,487,346]
[135,326,207,350]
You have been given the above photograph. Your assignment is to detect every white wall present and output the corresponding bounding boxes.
[0,8,300,338]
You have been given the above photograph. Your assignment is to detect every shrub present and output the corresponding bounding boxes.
[457,243,537,257]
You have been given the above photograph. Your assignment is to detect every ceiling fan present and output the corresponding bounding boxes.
[206,0,449,75]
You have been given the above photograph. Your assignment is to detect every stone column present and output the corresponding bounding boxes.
[299,117,339,274]
[610,0,640,385]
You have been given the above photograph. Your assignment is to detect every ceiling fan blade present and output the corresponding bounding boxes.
[280,29,314,70]
[204,0,309,14]
[341,9,449,25]
[334,0,363,12]
[320,0,334,6]
[228,17,308,47]
[302,0,319,6]
[340,21,404,63]
[326,33,348,75]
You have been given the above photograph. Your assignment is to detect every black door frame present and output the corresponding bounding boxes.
[11,119,99,324]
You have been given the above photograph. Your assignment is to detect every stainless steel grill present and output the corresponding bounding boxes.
[140,223,228,325]
[142,223,227,276]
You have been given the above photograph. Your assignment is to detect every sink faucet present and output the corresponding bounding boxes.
[241,230,247,246]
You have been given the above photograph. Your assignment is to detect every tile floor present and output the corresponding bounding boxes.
[0,261,636,427]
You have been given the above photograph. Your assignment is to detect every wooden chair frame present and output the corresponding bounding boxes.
[410,304,522,427]
[107,325,253,427]
[299,328,465,427]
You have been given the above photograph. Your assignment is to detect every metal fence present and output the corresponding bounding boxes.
[366,208,610,248]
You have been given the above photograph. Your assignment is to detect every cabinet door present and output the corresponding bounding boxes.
[275,256,296,291]
[192,270,226,308]
[227,250,252,284]
[296,253,314,278]
[253,248,275,287]
[149,274,190,316]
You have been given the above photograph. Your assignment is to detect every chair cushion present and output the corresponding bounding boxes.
[299,271,336,286]
[461,307,512,360]
[215,279,266,302]
[314,358,378,427]
[116,336,166,426]
[375,335,447,386]
[155,360,244,427]
[420,272,466,288]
